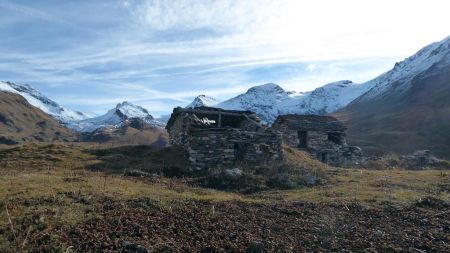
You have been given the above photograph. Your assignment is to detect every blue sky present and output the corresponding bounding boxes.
[1,0,449,116]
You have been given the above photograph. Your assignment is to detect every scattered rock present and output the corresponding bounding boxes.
[415,196,449,208]
[224,168,242,178]
[13,199,450,252]
[122,241,149,253]
[402,150,437,168]
[124,169,151,178]
[364,150,450,170]
[246,241,265,253]
[303,175,318,186]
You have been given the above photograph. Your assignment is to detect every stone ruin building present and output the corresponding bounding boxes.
[272,114,362,166]
[165,107,283,170]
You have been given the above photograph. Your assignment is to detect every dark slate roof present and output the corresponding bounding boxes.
[273,114,346,132]
[165,106,259,130]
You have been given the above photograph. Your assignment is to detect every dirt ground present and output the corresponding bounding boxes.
[0,144,449,252]
[2,195,449,253]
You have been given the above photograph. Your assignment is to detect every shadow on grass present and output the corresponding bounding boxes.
[85,145,190,177]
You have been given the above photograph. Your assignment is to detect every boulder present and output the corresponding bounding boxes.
[224,168,243,178]
[122,241,149,253]
[246,241,265,253]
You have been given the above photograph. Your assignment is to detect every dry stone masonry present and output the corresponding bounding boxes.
[272,114,362,166]
[166,107,282,170]
[167,106,362,168]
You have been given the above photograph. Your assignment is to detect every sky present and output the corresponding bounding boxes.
[1,0,449,117]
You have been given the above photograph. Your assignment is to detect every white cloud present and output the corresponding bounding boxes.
[2,0,450,115]
[129,0,276,33]
[128,0,450,57]
[307,64,316,72]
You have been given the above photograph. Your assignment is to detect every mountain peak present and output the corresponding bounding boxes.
[207,79,375,123]
[334,36,450,158]
[217,83,292,123]
[247,83,284,93]
[0,81,89,123]
[186,95,218,108]
[69,101,164,132]
[359,35,450,101]
[115,101,152,119]
[116,101,133,107]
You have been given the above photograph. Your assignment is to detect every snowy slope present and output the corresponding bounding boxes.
[284,80,375,115]
[333,36,450,157]
[217,83,298,123]
[0,81,88,123]
[195,81,376,124]
[186,95,218,108]
[69,101,165,132]
[357,36,450,101]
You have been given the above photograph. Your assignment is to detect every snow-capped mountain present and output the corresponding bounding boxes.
[217,83,297,123]
[191,81,376,124]
[356,35,450,102]
[185,36,450,125]
[0,90,75,144]
[186,95,218,108]
[284,80,374,115]
[69,101,165,132]
[334,35,450,158]
[0,81,89,123]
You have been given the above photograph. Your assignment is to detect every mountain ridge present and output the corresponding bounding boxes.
[187,80,376,124]
[0,81,89,124]
[68,101,165,133]
[334,36,450,158]
[0,91,75,144]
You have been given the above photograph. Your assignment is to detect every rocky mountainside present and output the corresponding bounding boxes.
[188,81,376,124]
[0,91,75,144]
[334,36,450,158]
[69,101,165,133]
[0,81,89,124]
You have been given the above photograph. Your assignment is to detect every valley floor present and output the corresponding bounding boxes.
[0,144,449,252]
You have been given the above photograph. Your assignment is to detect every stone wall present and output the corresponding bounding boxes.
[167,115,187,146]
[186,128,282,170]
[167,109,283,170]
[305,131,345,166]
[307,131,341,150]
[272,122,299,147]
[272,121,361,166]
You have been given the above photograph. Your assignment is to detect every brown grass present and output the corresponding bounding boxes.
[1,143,449,251]
[262,168,450,206]
[282,146,329,174]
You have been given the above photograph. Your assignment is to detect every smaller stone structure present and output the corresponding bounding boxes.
[166,107,282,170]
[272,114,361,166]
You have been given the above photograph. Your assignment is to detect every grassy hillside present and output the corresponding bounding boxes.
[80,124,169,147]
[0,92,75,144]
